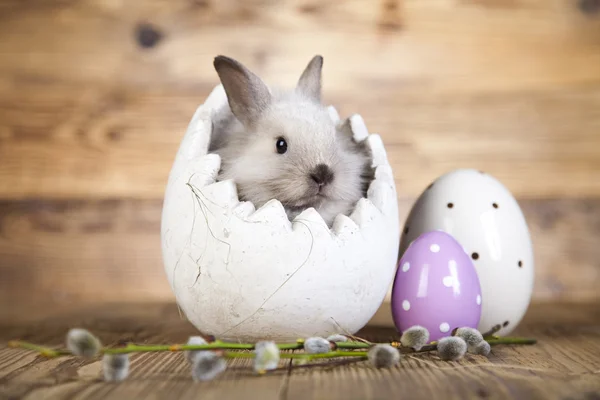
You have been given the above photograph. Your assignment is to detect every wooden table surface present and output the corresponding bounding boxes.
[1,301,598,400]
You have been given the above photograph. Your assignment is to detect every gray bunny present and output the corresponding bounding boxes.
[209,55,373,226]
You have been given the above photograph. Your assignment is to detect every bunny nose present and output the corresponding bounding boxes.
[310,164,334,186]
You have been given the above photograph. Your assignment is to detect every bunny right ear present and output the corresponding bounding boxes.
[296,55,323,102]
[213,55,271,127]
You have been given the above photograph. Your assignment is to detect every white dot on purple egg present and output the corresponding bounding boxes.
[402,262,410,272]
[476,295,482,305]
[439,322,450,333]
[402,300,411,311]
[430,244,440,253]
[443,276,453,287]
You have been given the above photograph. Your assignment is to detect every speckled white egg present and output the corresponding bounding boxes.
[399,169,534,336]
[161,85,400,342]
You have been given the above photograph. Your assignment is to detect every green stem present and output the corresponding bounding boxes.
[101,342,304,354]
[220,350,369,361]
[300,351,369,360]
[400,344,438,354]
[7,341,69,358]
[9,336,537,358]
[487,337,537,345]
[335,342,370,349]
[481,324,502,339]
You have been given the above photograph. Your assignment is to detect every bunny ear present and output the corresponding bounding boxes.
[296,55,323,102]
[213,55,271,127]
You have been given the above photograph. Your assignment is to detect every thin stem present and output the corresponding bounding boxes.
[303,351,369,360]
[7,341,70,358]
[221,350,369,360]
[399,344,438,354]
[482,324,502,339]
[8,336,537,358]
[291,357,368,370]
[487,337,537,345]
[102,342,303,354]
[217,341,304,350]
[335,342,370,349]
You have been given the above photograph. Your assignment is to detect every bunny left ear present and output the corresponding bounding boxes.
[296,55,323,102]
[213,55,272,128]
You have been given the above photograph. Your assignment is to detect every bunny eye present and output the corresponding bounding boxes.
[276,137,287,154]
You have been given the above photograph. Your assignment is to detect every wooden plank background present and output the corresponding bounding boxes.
[0,0,599,316]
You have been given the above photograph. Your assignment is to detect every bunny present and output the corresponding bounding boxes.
[208,55,373,226]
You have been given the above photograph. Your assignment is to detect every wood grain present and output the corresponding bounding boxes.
[0,301,599,400]
[0,0,599,326]
[0,0,599,199]
[0,199,173,310]
[1,84,599,200]
[1,0,599,91]
[0,197,598,316]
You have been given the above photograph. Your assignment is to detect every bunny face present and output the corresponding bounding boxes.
[222,96,369,222]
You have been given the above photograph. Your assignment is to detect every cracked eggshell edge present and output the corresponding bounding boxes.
[160,84,400,341]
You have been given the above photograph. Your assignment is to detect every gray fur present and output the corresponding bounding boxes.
[303,337,331,354]
[367,344,401,368]
[437,337,467,361]
[453,327,484,352]
[210,55,373,226]
[474,340,491,356]
[400,325,430,351]
[102,354,130,382]
[184,335,208,365]
[191,351,227,381]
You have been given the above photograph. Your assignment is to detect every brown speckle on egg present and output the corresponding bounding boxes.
[447,203,454,209]
[493,203,499,209]
[518,260,523,268]
[471,252,479,260]
[503,321,510,327]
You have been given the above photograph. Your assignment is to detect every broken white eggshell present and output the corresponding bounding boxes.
[161,85,400,341]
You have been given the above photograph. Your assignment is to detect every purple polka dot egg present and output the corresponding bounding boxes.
[391,230,482,342]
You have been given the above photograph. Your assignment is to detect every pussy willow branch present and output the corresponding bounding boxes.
[482,324,502,339]
[218,350,369,360]
[7,341,71,358]
[103,337,535,354]
[487,337,537,345]
[8,336,536,358]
